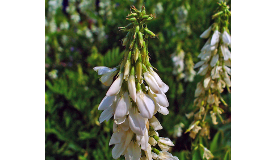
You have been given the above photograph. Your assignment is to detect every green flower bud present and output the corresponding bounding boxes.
[134,43,140,62]
[124,60,131,80]
[136,61,142,82]
[138,31,144,48]
[144,28,156,38]
[126,17,137,22]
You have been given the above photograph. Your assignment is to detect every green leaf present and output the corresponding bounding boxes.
[210,131,222,152]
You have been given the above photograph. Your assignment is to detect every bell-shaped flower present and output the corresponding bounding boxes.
[157,137,174,151]
[124,141,141,160]
[94,66,118,86]
[152,151,179,160]
[149,116,163,131]
[144,71,162,94]
[128,107,146,136]
[149,68,169,93]
[211,30,220,46]
[106,73,123,96]
[136,90,155,119]
[148,89,169,108]
[222,30,231,46]
[210,54,219,67]
[128,74,136,102]
[114,92,130,124]
[200,25,212,38]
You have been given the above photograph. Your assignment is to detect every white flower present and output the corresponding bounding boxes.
[93,66,118,86]
[200,25,212,38]
[136,90,155,119]
[211,66,222,79]
[222,30,231,45]
[124,141,141,160]
[149,68,169,93]
[99,96,117,123]
[203,147,214,160]
[194,61,205,69]
[153,151,179,160]
[106,73,123,96]
[148,90,169,116]
[211,30,220,46]
[203,77,211,88]
[114,92,130,124]
[144,72,162,94]
[157,137,174,151]
[111,130,134,159]
[149,116,163,130]
[98,95,116,110]
[128,74,136,102]
[128,107,146,136]
[221,45,231,60]
[210,54,219,67]
[195,82,204,97]
[197,64,209,76]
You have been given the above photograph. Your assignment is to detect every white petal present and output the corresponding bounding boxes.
[224,66,231,75]
[112,143,125,159]
[149,116,163,130]
[145,144,153,160]
[136,128,149,150]
[154,92,169,107]
[136,91,155,119]
[224,73,231,87]
[109,131,124,146]
[221,45,231,60]
[100,70,118,86]
[194,61,205,69]
[93,66,109,75]
[210,54,219,67]
[156,104,169,115]
[98,95,116,110]
[129,108,146,135]
[158,137,174,146]
[222,31,231,45]
[211,30,220,46]
[149,69,169,93]
[99,105,114,123]
[160,83,169,93]
[128,75,136,102]
[125,141,141,160]
[200,25,212,38]
[114,93,130,119]
[198,64,209,76]
[144,72,162,94]
[106,73,123,96]
[203,77,211,88]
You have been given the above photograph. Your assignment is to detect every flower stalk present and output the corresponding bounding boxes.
[186,2,231,159]
[94,6,178,160]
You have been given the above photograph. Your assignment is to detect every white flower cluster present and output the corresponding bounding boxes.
[94,66,178,160]
[194,25,231,88]
[171,49,185,80]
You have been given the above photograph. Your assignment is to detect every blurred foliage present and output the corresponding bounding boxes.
[45,0,231,159]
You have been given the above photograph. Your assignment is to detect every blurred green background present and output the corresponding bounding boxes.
[45,0,231,159]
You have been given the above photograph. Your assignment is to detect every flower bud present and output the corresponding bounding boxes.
[136,61,142,82]
[144,28,156,38]
[138,31,144,48]
[134,43,140,62]
[124,60,131,80]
